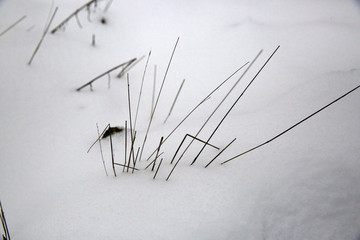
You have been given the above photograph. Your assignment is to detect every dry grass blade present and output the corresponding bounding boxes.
[28,7,58,65]
[0,15,26,37]
[153,158,163,180]
[117,55,145,78]
[205,138,236,168]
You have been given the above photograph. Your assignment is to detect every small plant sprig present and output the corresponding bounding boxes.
[50,0,100,34]
[76,58,137,91]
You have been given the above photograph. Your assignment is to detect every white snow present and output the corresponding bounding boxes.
[1,0,360,239]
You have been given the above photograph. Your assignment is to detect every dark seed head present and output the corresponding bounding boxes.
[100,17,107,24]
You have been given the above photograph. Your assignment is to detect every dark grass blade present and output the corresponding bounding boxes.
[153,158,163,180]
[191,46,280,165]
[145,152,164,170]
[205,138,236,168]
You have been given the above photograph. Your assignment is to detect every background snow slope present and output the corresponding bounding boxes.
[1,0,360,239]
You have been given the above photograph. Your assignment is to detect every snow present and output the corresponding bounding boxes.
[1,0,360,239]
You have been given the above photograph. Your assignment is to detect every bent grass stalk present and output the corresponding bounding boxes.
[221,82,360,165]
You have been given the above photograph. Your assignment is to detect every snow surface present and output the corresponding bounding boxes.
[1,0,360,239]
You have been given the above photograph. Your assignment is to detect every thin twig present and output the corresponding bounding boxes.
[163,79,185,124]
[76,58,137,91]
[96,123,108,176]
[138,37,180,162]
[222,82,360,165]
[205,138,236,168]
[28,7,58,65]
[51,0,98,34]
[0,15,26,37]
